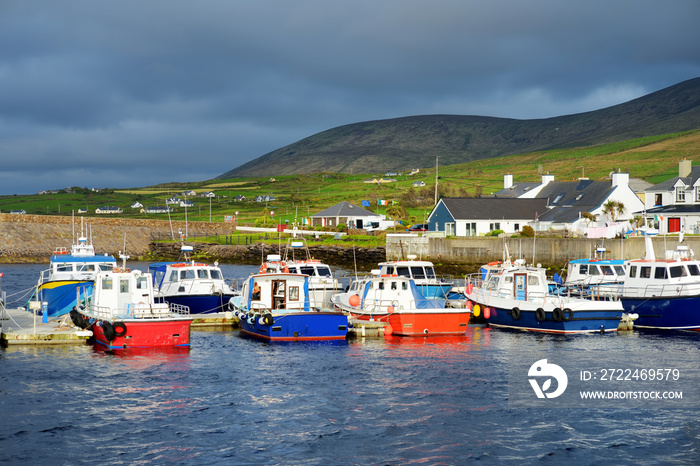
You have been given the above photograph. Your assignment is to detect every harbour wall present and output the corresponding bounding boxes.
[0,213,236,262]
[386,233,700,271]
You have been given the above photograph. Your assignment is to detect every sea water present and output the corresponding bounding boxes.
[1,263,700,464]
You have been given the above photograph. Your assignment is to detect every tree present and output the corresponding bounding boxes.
[582,212,597,227]
[602,200,625,223]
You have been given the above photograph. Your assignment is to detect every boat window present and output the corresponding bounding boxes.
[411,267,426,279]
[424,267,436,279]
[289,286,299,301]
[137,277,148,289]
[528,275,540,286]
[102,277,113,290]
[391,281,397,290]
[578,264,588,274]
[180,269,196,280]
[670,266,686,278]
[396,267,411,277]
[300,266,315,276]
[640,267,652,278]
[368,282,373,289]
[378,282,384,290]
[654,267,668,280]
[210,269,222,280]
[629,266,637,278]
[600,266,614,276]
[56,264,73,272]
[402,282,408,290]
[589,266,601,276]
[614,266,626,276]
[197,269,209,279]
[504,276,513,284]
[688,264,700,276]
[317,266,332,277]
[79,264,96,272]
[120,279,129,293]
[98,264,114,271]
[169,270,178,282]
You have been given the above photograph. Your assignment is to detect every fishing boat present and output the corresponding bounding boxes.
[599,236,700,330]
[148,245,237,314]
[36,220,117,318]
[377,256,454,299]
[331,274,471,336]
[465,262,625,334]
[71,256,193,348]
[256,238,343,308]
[231,270,349,341]
[562,247,627,290]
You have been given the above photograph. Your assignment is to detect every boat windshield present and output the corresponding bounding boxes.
[688,264,700,276]
[210,269,223,280]
[614,265,625,276]
[316,266,332,277]
[483,274,500,290]
[197,269,209,279]
[411,267,426,279]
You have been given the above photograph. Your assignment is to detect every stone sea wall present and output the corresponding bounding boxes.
[0,213,236,263]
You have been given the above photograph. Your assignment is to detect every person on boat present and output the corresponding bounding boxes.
[252,282,261,300]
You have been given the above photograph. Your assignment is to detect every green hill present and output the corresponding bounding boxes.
[219,77,700,178]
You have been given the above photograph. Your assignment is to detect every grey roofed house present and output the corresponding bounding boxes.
[428,197,549,236]
[438,197,549,220]
[535,179,618,224]
[310,201,382,229]
[311,201,378,218]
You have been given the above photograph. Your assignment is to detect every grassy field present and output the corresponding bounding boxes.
[1,130,698,229]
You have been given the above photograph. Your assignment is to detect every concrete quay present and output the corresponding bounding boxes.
[0,306,385,345]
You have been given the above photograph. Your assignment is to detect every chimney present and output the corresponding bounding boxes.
[611,172,629,188]
[679,157,692,178]
[504,173,513,189]
[541,174,554,185]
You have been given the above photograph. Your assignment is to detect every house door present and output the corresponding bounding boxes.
[356,219,363,229]
[514,273,527,301]
[669,217,681,233]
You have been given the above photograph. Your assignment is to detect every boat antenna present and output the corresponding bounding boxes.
[353,244,358,280]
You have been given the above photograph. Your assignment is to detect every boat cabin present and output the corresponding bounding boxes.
[243,273,311,312]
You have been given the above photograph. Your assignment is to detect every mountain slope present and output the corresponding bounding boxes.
[218,77,700,178]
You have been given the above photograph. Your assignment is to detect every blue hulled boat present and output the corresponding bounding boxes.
[465,262,624,334]
[148,245,237,314]
[230,271,349,341]
[600,237,700,330]
[36,223,116,318]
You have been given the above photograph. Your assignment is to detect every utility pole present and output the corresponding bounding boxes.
[434,156,440,205]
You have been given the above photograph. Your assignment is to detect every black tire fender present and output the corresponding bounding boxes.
[511,307,521,320]
[113,322,127,337]
[535,308,546,322]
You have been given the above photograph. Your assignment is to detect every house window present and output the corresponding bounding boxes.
[655,194,662,206]
[466,222,476,236]
[446,223,455,236]
[676,187,686,203]
[489,222,501,231]
[514,223,520,231]
[696,187,700,202]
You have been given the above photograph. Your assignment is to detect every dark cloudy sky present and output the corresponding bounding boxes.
[1,0,699,195]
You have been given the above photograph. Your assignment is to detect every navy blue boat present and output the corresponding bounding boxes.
[230,272,349,341]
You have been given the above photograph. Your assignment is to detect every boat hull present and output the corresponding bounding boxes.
[621,295,700,330]
[38,280,92,318]
[387,310,471,336]
[89,318,193,348]
[239,312,349,341]
[481,304,622,334]
[157,293,236,314]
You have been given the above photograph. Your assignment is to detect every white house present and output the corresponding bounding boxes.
[427,198,549,236]
[495,172,645,234]
[643,157,700,234]
[311,201,388,229]
[131,202,143,209]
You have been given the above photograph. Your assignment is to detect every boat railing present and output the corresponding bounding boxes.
[603,282,700,299]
